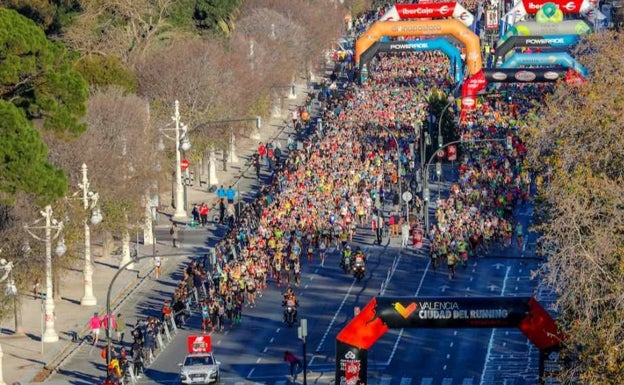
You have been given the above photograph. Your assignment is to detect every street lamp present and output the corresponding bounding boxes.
[298,318,308,385]
[23,205,66,343]
[159,100,191,221]
[0,255,18,335]
[437,95,456,149]
[423,138,508,232]
[78,163,103,306]
[380,126,403,217]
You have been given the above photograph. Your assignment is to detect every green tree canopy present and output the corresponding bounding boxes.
[75,55,138,92]
[0,101,67,205]
[0,8,88,135]
[194,0,243,35]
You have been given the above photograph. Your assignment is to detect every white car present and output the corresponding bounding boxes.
[179,352,220,385]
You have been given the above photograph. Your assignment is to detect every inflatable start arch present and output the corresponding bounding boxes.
[355,19,482,75]
[358,39,464,83]
[335,296,562,385]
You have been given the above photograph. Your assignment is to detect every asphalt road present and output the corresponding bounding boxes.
[45,121,553,385]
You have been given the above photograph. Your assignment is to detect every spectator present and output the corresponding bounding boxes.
[115,313,126,344]
[89,312,102,345]
[170,223,179,248]
[284,351,302,380]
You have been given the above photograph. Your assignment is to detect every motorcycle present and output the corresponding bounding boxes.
[352,254,366,282]
[283,298,298,327]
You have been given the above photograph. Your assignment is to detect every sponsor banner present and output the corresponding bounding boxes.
[484,68,567,83]
[486,9,500,30]
[379,3,475,26]
[447,145,457,161]
[500,52,588,77]
[187,335,212,354]
[522,0,587,14]
[336,341,368,385]
[505,0,603,29]
[376,297,530,328]
[498,20,592,47]
[494,34,580,64]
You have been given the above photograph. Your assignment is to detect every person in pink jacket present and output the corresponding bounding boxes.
[89,312,102,345]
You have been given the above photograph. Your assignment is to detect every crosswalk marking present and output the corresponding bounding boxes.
[462,378,474,385]
[399,377,412,385]
[442,379,453,385]
[420,378,433,385]
[380,375,392,385]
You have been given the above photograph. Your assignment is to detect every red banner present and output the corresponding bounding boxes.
[412,230,423,249]
[522,0,583,14]
[447,145,457,161]
[396,3,456,19]
[187,335,212,354]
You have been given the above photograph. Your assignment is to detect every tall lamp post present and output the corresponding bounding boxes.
[423,137,509,232]
[24,205,67,343]
[159,100,191,221]
[380,126,403,217]
[437,95,456,149]
[0,255,16,385]
[78,163,103,306]
[298,319,308,385]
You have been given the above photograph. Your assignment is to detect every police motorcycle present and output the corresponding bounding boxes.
[352,248,366,282]
[282,288,298,327]
[340,245,353,274]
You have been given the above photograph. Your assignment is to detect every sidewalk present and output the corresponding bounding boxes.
[0,76,315,385]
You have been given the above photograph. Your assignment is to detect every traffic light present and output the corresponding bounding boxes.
[506,135,513,150]
[256,116,261,130]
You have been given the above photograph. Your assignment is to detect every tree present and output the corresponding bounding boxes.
[61,0,176,60]
[2,0,82,34]
[75,55,138,92]
[194,0,243,35]
[0,8,88,135]
[521,31,624,384]
[44,87,160,261]
[0,101,67,205]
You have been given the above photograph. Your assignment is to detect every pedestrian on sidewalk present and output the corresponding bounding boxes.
[199,203,209,226]
[191,204,200,225]
[219,199,226,224]
[170,223,179,248]
[153,253,162,279]
[89,312,102,345]
[217,185,226,202]
[115,313,126,344]
[102,313,117,340]
[372,210,384,245]
[401,219,410,248]
[284,351,302,381]
[226,186,236,204]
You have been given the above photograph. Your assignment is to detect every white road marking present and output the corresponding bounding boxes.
[384,260,431,365]
[480,266,511,385]
[315,277,357,352]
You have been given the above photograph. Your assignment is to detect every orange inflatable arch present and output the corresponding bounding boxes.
[355,19,482,75]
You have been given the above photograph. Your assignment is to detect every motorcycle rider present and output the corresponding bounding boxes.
[282,287,298,324]
[341,245,353,273]
[352,247,366,281]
